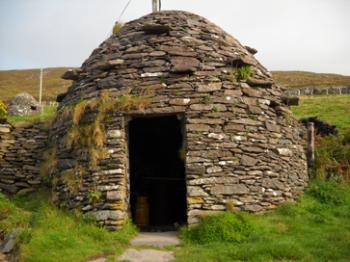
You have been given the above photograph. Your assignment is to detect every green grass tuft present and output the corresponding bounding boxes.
[180,212,255,244]
[236,65,252,81]
[307,180,349,205]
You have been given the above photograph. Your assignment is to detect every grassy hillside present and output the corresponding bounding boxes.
[272,71,350,88]
[291,95,350,132]
[1,68,350,102]
[0,68,71,102]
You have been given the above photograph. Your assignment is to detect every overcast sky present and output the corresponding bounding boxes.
[0,0,349,74]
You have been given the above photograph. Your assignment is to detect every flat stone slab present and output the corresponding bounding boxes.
[130,232,180,247]
[86,258,105,262]
[118,249,174,262]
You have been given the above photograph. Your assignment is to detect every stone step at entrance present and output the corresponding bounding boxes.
[130,231,180,247]
[118,249,175,262]
[118,231,180,262]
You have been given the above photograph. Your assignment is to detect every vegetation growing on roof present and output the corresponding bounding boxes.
[65,92,150,169]
[236,65,252,81]
[112,22,123,35]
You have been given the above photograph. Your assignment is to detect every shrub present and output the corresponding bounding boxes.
[0,99,7,119]
[306,180,348,205]
[313,132,350,182]
[181,212,255,244]
[236,65,252,81]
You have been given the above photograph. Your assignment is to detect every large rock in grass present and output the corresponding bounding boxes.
[7,93,41,116]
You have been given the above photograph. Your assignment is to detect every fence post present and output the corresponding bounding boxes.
[307,122,315,168]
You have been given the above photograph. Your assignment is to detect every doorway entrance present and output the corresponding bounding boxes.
[128,115,187,231]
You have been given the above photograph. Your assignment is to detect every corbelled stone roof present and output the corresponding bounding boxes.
[59,10,275,106]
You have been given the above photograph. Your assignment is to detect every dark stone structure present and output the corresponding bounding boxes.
[50,11,308,230]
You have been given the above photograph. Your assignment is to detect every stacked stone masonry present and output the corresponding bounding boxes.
[0,123,48,194]
[284,85,350,97]
[50,11,308,230]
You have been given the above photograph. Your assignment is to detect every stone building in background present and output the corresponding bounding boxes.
[51,11,308,230]
[6,92,41,116]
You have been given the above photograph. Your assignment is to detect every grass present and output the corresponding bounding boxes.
[2,183,349,262]
[176,181,350,262]
[0,68,71,102]
[7,105,57,124]
[0,193,31,236]
[272,71,350,88]
[0,190,137,262]
[291,95,350,132]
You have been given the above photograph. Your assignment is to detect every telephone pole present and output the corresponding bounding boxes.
[152,0,160,12]
[39,68,43,105]
[39,68,43,113]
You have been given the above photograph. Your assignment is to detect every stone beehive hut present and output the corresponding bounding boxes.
[51,11,308,230]
[7,93,41,116]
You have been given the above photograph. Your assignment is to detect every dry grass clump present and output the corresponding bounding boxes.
[113,95,150,111]
[40,146,57,183]
[65,92,150,168]
[72,100,89,125]
[61,168,83,194]
[112,22,123,35]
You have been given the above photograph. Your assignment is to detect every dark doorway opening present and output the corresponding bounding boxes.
[128,115,187,231]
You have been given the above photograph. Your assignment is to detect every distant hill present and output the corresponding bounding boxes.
[272,71,350,88]
[1,68,350,102]
[0,68,72,102]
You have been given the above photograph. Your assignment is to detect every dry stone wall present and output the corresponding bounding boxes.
[284,85,350,96]
[0,123,48,194]
[51,11,308,229]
